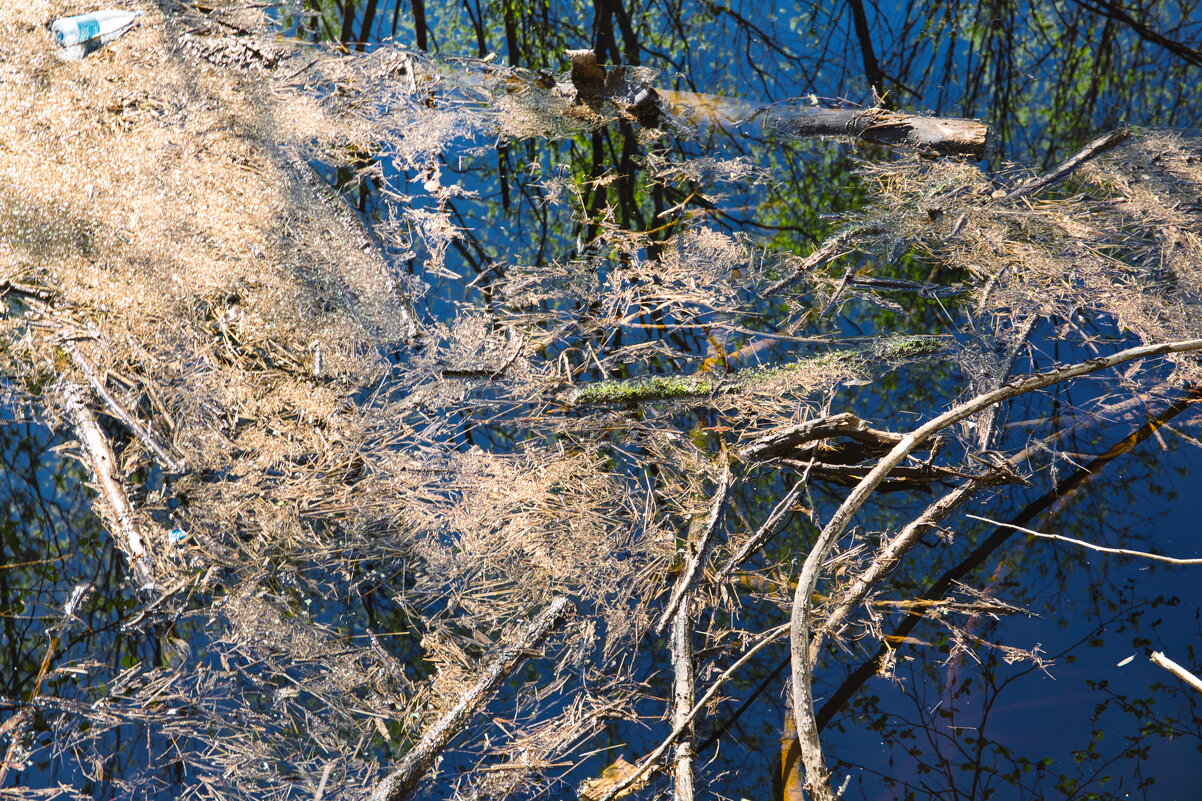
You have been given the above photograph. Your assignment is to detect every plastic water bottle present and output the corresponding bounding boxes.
[50,10,142,59]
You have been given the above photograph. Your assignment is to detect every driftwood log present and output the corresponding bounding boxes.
[566,49,989,157]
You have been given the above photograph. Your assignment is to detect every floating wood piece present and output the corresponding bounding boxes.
[762,105,989,157]
[563,50,989,157]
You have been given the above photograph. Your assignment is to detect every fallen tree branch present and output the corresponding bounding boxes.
[655,466,731,635]
[999,127,1131,200]
[60,382,157,593]
[590,623,790,801]
[367,596,573,801]
[788,338,1202,801]
[564,49,989,156]
[1150,651,1202,695]
[965,514,1202,565]
[63,340,186,473]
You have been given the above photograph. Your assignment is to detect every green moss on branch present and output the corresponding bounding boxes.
[566,336,948,406]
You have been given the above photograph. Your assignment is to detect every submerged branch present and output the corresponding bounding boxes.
[367,596,573,801]
[965,514,1202,565]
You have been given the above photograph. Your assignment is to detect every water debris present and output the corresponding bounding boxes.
[50,9,143,60]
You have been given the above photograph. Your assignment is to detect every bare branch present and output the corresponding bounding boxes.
[60,382,157,593]
[740,412,904,463]
[1150,651,1202,695]
[789,338,1202,801]
[367,596,573,801]
[965,514,1202,565]
[763,106,989,157]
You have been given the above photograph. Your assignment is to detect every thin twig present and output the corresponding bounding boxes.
[965,515,1202,565]
[0,584,92,787]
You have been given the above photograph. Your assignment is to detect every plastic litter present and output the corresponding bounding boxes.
[50,9,142,60]
[168,528,189,545]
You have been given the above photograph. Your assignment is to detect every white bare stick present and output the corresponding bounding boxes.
[654,465,732,635]
[1150,651,1202,695]
[670,597,696,801]
[63,341,186,473]
[367,596,573,801]
[788,337,1202,801]
[965,515,1202,565]
[60,382,157,593]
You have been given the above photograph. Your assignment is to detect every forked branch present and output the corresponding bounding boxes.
[789,338,1202,801]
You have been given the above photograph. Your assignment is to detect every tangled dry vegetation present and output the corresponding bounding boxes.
[1,2,1201,800]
